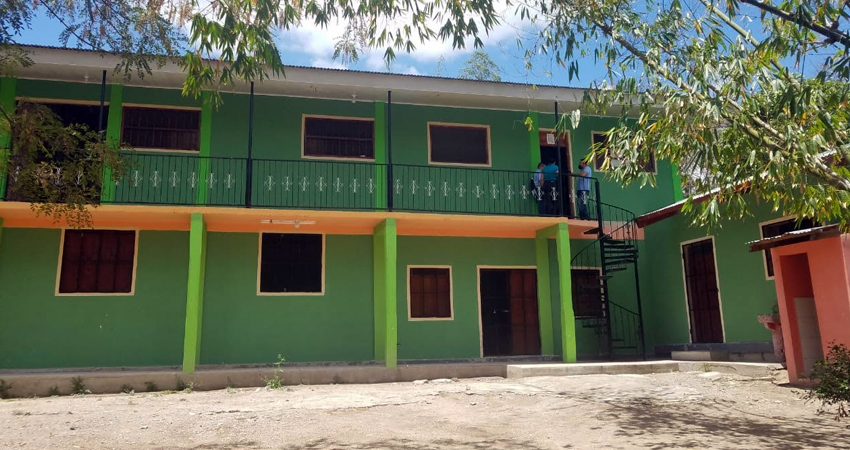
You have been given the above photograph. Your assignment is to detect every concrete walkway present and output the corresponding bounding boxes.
[507,360,783,378]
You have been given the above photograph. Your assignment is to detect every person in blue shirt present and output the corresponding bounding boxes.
[532,162,545,215]
[576,160,592,220]
[540,159,560,215]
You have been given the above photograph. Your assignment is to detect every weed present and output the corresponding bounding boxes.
[70,377,88,395]
[47,386,60,397]
[262,354,287,390]
[144,381,158,392]
[176,378,194,393]
[226,377,236,389]
[805,343,850,420]
[0,380,12,399]
[120,384,135,394]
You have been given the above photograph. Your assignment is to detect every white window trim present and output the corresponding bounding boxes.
[427,122,492,167]
[758,216,796,281]
[55,228,140,297]
[679,236,726,344]
[590,130,657,174]
[16,97,108,106]
[121,104,203,153]
[475,265,537,358]
[407,265,454,321]
[256,232,326,296]
[301,114,377,162]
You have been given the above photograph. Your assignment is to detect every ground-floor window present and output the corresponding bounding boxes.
[57,229,137,295]
[408,266,453,320]
[258,233,324,295]
[571,268,605,318]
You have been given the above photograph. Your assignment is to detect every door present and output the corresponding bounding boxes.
[682,239,724,343]
[538,131,573,216]
[480,268,540,356]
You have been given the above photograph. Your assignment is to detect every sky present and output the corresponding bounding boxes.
[14,1,828,88]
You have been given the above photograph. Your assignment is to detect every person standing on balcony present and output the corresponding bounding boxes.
[577,160,592,220]
[533,162,545,215]
[541,159,559,215]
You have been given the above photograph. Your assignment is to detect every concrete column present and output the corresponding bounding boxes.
[670,163,684,202]
[373,218,398,367]
[527,111,540,172]
[554,223,577,362]
[195,92,213,205]
[100,84,123,203]
[373,101,387,209]
[182,213,207,373]
[535,230,555,356]
[0,77,17,201]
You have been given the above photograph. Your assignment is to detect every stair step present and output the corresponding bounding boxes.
[603,259,636,266]
[606,267,628,273]
[583,227,601,235]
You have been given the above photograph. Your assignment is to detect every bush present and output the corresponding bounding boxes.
[805,344,850,420]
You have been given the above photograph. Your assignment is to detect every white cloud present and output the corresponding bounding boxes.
[310,58,347,70]
[402,66,421,75]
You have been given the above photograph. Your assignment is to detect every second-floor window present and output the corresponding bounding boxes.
[428,123,491,166]
[592,132,656,173]
[122,107,201,151]
[760,217,816,278]
[302,116,375,159]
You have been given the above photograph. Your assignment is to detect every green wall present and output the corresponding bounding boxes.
[642,203,784,349]
[199,232,374,364]
[396,236,536,360]
[0,229,188,369]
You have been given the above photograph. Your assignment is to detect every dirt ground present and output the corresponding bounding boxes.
[1,371,848,449]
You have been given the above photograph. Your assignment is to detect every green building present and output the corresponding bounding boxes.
[0,46,789,373]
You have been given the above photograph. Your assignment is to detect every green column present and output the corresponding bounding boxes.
[0,77,17,201]
[182,213,207,374]
[195,93,213,205]
[670,163,684,202]
[535,230,555,355]
[527,111,540,171]
[373,101,387,209]
[554,223,576,362]
[101,84,123,203]
[373,218,397,367]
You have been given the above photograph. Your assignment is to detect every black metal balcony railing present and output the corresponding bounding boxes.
[6,152,602,219]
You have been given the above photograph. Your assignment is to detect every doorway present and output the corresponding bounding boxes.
[479,268,540,357]
[538,130,573,217]
[794,297,824,376]
[681,238,724,343]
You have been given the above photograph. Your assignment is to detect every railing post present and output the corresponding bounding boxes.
[554,101,564,216]
[386,91,393,212]
[245,81,255,208]
[632,256,647,360]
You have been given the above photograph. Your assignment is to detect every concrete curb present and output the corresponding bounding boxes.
[505,360,783,379]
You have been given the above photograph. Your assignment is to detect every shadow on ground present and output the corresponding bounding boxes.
[159,438,554,450]
[607,399,850,449]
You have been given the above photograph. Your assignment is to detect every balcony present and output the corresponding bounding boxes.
[14,152,603,220]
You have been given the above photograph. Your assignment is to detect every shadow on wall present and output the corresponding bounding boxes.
[607,397,850,449]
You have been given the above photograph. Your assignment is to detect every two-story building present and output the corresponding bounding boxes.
[0,45,812,378]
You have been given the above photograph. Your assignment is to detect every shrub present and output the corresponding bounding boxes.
[47,386,60,397]
[0,380,12,399]
[71,377,88,395]
[144,381,159,392]
[805,344,850,420]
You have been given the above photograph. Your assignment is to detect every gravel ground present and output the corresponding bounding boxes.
[1,371,848,449]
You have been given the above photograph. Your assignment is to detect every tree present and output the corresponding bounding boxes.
[458,50,502,81]
[0,0,500,225]
[510,0,849,229]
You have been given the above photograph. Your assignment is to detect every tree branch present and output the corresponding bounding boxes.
[738,0,850,48]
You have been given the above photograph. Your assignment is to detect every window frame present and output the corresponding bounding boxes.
[571,266,605,319]
[256,232,326,296]
[54,228,140,297]
[120,103,203,154]
[427,122,492,167]
[300,114,377,162]
[758,216,806,281]
[407,265,454,321]
[590,131,656,174]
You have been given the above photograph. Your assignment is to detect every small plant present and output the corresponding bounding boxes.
[120,384,135,394]
[70,377,88,395]
[805,343,850,421]
[0,380,12,399]
[144,381,158,392]
[175,378,194,393]
[47,386,60,397]
[262,354,287,390]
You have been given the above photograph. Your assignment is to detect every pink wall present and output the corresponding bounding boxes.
[771,235,850,383]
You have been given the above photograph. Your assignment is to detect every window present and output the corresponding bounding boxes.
[760,217,816,278]
[121,107,201,151]
[58,230,137,294]
[428,123,490,166]
[302,116,375,159]
[571,268,604,318]
[259,233,324,294]
[591,132,655,172]
[408,267,453,319]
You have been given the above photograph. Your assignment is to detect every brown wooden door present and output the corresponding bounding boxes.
[682,239,724,343]
[480,269,540,356]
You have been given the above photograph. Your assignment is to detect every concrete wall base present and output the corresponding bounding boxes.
[506,360,783,379]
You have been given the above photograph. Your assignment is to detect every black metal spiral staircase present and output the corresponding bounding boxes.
[571,200,646,360]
